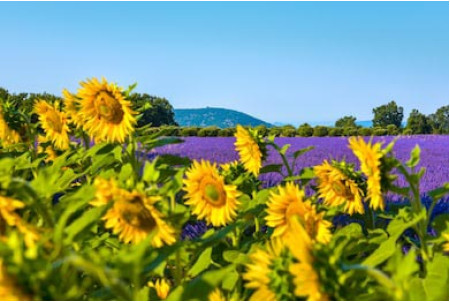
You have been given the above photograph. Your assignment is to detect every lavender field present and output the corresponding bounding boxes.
[153,135,449,204]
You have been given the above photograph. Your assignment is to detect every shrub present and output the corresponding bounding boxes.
[386,124,399,135]
[328,127,343,136]
[344,127,358,136]
[180,127,199,136]
[218,128,234,137]
[269,127,283,137]
[373,128,388,136]
[313,126,328,137]
[281,128,297,137]
[198,126,220,137]
[358,128,373,136]
[402,128,413,135]
[297,126,313,137]
[255,125,268,137]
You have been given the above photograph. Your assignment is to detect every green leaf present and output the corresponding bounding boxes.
[260,164,283,174]
[142,161,160,183]
[223,250,249,265]
[279,144,291,155]
[293,146,314,159]
[405,145,420,168]
[222,270,239,291]
[64,205,108,244]
[187,247,212,277]
[424,254,449,300]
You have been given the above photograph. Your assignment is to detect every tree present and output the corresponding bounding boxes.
[428,105,449,134]
[129,93,177,127]
[335,116,357,128]
[372,101,404,128]
[406,109,432,134]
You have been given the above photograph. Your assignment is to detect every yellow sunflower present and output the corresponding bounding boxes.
[34,100,70,150]
[0,108,21,147]
[148,278,170,300]
[208,288,226,301]
[77,77,136,143]
[91,178,176,247]
[348,137,384,211]
[62,89,84,129]
[220,160,239,172]
[234,125,262,176]
[0,260,30,301]
[183,160,241,227]
[243,239,284,301]
[314,160,364,215]
[286,217,328,301]
[443,230,449,253]
[265,182,332,244]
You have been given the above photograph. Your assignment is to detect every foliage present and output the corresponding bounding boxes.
[372,100,404,128]
[335,115,357,128]
[406,109,432,135]
[428,105,449,134]
[129,93,177,127]
[0,79,448,301]
[313,126,328,137]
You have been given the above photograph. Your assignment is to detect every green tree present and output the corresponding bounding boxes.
[129,93,177,127]
[428,105,449,134]
[335,115,357,128]
[406,109,432,134]
[372,101,404,128]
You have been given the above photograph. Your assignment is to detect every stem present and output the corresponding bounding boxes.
[280,153,294,177]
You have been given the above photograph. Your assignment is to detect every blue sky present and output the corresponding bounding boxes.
[0,2,448,125]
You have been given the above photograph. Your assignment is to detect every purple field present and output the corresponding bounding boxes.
[152,135,449,200]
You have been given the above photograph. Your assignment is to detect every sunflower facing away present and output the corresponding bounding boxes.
[0,108,21,147]
[91,178,176,247]
[0,260,30,301]
[286,217,328,301]
[208,288,226,301]
[34,100,70,150]
[77,77,136,143]
[348,137,384,211]
[183,160,241,227]
[314,160,364,215]
[62,88,84,129]
[265,182,332,244]
[243,239,285,301]
[234,125,263,176]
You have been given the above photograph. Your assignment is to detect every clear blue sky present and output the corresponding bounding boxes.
[0,2,448,124]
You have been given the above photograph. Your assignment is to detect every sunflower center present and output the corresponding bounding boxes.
[117,198,156,232]
[201,179,225,206]
[95,91,124,124]
[46,112,64,133]
[332,180,355,200]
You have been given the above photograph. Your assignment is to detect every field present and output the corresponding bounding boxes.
[0,78,448,301]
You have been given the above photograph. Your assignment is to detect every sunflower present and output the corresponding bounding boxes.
[34,100,70,150]
[220,160,239,172]
[0,108,21,147]
[148,278,170,300]
[265,182,332,244]
[208,288,226,301]
[443,230,449,253]
[37,136,59,162]
[62,89,84,129]
[183,160,241,227]
[91,178,176,247]
[77,77,136,143]
[286,217,328,301]
[0,260,30,300]
[243,239,285,301]
[349,137,384,211]
[314,160,364,215]
[234,125,263,176]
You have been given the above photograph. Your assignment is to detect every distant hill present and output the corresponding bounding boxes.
[174,107,272,128]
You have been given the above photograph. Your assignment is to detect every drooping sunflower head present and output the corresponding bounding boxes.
[348,137,385,211]
[77,77,136,143]
[243,239,295,301]
[314,160,365,215]
[92,178,176,247]
[34,100,70,150]
[234,125,264,176]
[62,89,84,129]
[265,182,332,244]
[285,217,328,301]
[183,160,241,227]
[148,278,171,300]
[0,107,23,147]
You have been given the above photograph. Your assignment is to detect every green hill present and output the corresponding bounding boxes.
[174,107,272,128]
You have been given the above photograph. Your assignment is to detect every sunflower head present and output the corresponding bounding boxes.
[208,288,226,301]
[77,77,136,143]
[442,230,449,253]
[34,100,70,150]
[0,260,31,300]
[0,107,23,147]
[243,239,295,301]
[183,160,241,227]
[234,125,266,176]
[348,137,390,211]
[92,178,176,247]
[314,160,365,215]
[265,182,332,244]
